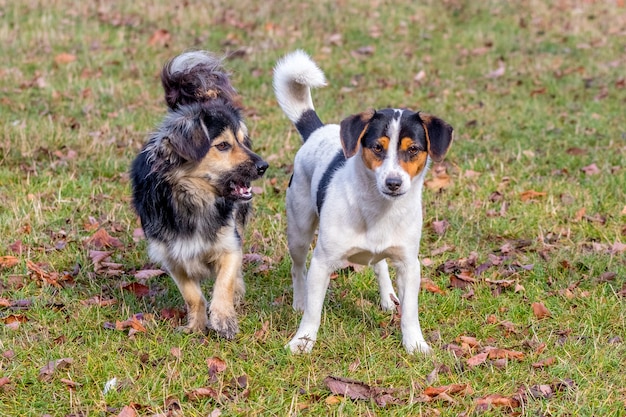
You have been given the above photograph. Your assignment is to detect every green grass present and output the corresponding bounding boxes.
[1,0,625,416]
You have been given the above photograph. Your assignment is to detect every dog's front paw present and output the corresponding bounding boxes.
[210,311,239,340]
[286,335,315,354]
[403,339,433,355]
[178,312,210,334]
[380,292,398,312]
[292,296,306,312]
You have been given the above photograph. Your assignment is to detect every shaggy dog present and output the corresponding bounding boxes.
[131,51,268,339]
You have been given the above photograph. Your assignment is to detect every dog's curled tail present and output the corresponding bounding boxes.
[273,50,327,141]
[161,50,238,110]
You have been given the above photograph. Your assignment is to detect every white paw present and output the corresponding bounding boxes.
[403,339,433,355]
[292,296,306,312]
[380,293,398,312]
[286,335,315,354]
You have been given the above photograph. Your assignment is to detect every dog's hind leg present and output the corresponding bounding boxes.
[373,260,398,311]
[170,267,209,334]
[209,251,242,339]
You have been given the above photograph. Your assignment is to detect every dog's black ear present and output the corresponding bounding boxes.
[339,109,375,158]
[164,114,211,162]
[416,112,453,163]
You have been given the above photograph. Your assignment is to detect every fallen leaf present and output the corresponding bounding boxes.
[432,220,449,236]
[133,268,165,281]
[324,376,371,400]
[39,358,74,381]
[254,320,270,341]
[532,357,556,368]
[122,282,150,297]
[0,256,19,269]
[486,348,524,360]
[581,163,600,175]
[80,295,116,307]
[425,164,451,191]
[116,405,137,417]
[148,29,171,46]
[207,357,227,381]
[421,278,445,294]
[185,387,220,401]
[449,271,477,289]
[54,53,76,65]
[86,228,123,249]
[486,62,506,78]
[60,378,81,390]
[475,393,520,408]
[467,352,489,367]
[423,383,473,397]
[520,190,546,201]
[532,302,551,319]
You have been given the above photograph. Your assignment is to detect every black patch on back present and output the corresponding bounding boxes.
[316,150,346,214]
[295,109,324,142]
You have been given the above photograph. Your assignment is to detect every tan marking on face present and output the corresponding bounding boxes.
[398,137,428,178]
[173,126,253,198]
[361,136,389,171]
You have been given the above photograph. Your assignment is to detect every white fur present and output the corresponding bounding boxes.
[273,50,327,124]
[274,52,433,355]
[169,50,220,74]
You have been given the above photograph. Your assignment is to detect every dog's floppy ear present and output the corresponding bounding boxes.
[164,114,211,162]
[339,109,375,158]
[417,112,453,163]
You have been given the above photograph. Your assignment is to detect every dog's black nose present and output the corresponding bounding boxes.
[256,160,269,176]
[385,177,402,192]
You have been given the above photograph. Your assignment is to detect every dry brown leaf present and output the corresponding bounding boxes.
[207,357,227,380]
[532,356,556,368]
[185,387,220,401]
[54,53,76,65]
[475,393,520,408]
[467,352,489,367]
[115,406,138,417]
[133,269,165,281]
[581,163,601,175]
[532,302,551,319]
[423,383,473,397]
[148,29,171,46]
[254,320,270,341]
[432,220,449,236]
[80,295,116,307]
[122,282,150,298]
[39,358,74,381]
[486,348,524,360]
[86,228,123,249]
[520,190,546,201]
[324,376,371,400]
[425,164,451,191]
[421,278,445,295]
[0,256,19,269]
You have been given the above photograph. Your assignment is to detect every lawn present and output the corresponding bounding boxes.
[1,0,625,416]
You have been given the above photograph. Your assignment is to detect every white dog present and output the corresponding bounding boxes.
[273,50,453,354]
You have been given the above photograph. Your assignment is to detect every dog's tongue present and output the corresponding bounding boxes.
[230,182,252,199]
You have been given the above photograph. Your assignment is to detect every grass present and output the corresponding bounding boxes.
[1,0,625,415]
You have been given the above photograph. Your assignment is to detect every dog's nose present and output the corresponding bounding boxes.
[385,177,402,192]
[256,160,269,176]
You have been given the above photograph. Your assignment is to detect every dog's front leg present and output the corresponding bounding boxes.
[373,260,398,311]
[287,256,332,353]
[170,267,209,334]
[396,260,432,354]
[209,251,242,339]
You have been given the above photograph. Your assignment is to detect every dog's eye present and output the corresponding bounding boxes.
[214,142,231,151]
[372,143,384,154]
[408,145,420,156]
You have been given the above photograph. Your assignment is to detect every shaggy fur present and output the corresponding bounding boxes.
[131,51,268,339]
[273,50,453,354]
